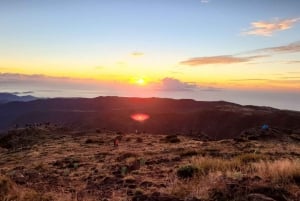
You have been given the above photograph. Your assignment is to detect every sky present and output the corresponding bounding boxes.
[0,0,300,110]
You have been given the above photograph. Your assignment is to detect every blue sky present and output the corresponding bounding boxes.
[1,0,300,58]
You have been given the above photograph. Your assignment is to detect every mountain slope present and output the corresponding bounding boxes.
[0,93,37,104]
[0,96,299,139]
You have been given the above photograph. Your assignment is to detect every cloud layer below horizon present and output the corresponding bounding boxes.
[1,72,299,111]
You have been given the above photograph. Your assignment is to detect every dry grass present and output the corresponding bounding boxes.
[0,175,55,201]
[236,153,266,164]
[167,172,223,199]
[165,156,243,199]
[166,156,300,199]
[191,157,242,175]
[252,159,300,184]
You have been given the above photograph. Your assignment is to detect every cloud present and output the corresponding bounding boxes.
[287,61,300,64]
[200,0,210,3]
[279,76,300,79]
[0,73,131,97]
[260,41,300,53]
[180,55,266,66]
[229,78,300,85]
[243,17,300,36]
[179,41,300,67]
[230,79,271,82]
[131,52,144,57]
[0,73,73,82]
[158,78,196,91]
[156,77,221,92]
[12,91,34,95]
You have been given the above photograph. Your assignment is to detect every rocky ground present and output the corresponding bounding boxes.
[0,126,299,201]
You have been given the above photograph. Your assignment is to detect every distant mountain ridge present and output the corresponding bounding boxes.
[0,93,37,104]
[0,96,299,139]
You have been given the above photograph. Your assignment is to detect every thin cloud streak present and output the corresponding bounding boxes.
[180,40,300,67]
[230,79,272,82]
[200,0,210,3]
[131,52,144,57]
[286,61,300,64]
[243,17,300,36]
[12,91,34,95]
[260,41,300,53]
[180,55,266,66]
[229,78,300,85]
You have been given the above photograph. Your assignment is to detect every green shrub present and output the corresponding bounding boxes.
[177,165,199,179]
[139,158,146,166]
[121,166,128,176]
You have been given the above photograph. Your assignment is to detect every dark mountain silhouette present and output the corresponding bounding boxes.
[0,93,37,104]
[0,96,299,139]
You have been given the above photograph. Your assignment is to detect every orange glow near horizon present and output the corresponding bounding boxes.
[1,60,300,92]
[131,113,150,122]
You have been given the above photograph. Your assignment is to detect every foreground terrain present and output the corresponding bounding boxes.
[0,126,299,201]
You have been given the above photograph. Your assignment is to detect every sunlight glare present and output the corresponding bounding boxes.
[131,113,150,122]
[136,78,145,85]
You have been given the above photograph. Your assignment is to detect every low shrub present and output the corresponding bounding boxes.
[0,175,14,199]
[136,137,143,143]
[164,135,181,143]
[179,150,198,158]
[177,165,199,179]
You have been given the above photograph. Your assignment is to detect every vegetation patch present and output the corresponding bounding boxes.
[52,157,80,169]
[163,135,181,143]
[0,175,53,201]
[179,150,198,158]
[236,153,266,164]
[117,152,138,161]
[177,165,199,179]
[0,128,48,150]
[253,159,300,184]
[191,157,241,175]
[85,138,105,144]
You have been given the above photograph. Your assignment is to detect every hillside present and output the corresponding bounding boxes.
[0,96,299,139]
[0,126,299,201]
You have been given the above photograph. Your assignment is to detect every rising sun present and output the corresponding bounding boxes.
[136,78,146,85]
